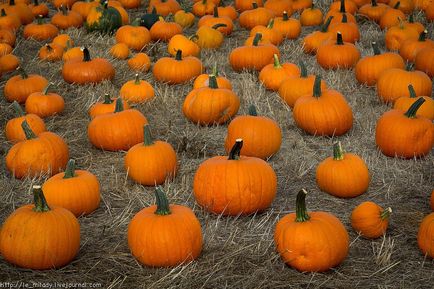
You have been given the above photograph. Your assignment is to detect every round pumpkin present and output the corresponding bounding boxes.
[258,54,300,91]
[115,19,151,51]
[393,84,434,120]
[153,50,203,84]
[88,94,129,119]
[5,101,46,142]
[25,83,65,118]
[193,64,232,90]
[119,74,155,103]
[300,3,323,26]
[4,68,48,103]
[23,16,59,41]
[316,32,360,69]
[85,0,122,34]
[273,11,301,39]
[417,212,434,259]
[351,201,391,239]
[127,52,151,72]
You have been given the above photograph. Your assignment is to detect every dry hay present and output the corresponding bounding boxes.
[0,1,433,289]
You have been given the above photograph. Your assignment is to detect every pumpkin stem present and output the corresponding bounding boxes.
[252,2,258,9]
[248,104,257,116]
[36,14,44,24]
[418,30,427,42]
[393,1,400,9]
[82,47,91,62]
[0,8,6,17]
[42,83,51,95]
[134,73,141,85]
[208,74,218,89]
[404,98,425,118]
[252,33,262,46]
[405,62,413,71]
[175,49,182,60]
[63,159,76,179]
[12,101,25,117]
[21,120,36,139]
[267,18,275,29]
[151,6,157,14]
[336,32,344,45]
[45,44,53,51]
[9,0,15,6]
[321,16,333,32]
[372,0,377,7]
[33,0,39,5]
[341,13,348,23]
[131,18,141,26]
[114,97,124,113]
[339,0,346,12]
[409,14,415,23]
[189,34,199,41]
[312,75,322,98]
[282,11,289,21]
[295,189,310,222]
[17,67,28,79]
[211,63,219,76]
[143,124,154,146]
[228,139,243,160]
[408,84,417,98]
[154,186,171,215]
[299,61,308,78]
[372,41,381,55]
[103,94,113,104]
[397,17,404,29]
[381,207,392,220]
[60,4,68,15]
[32,185,51,212]
[333,141,345,160]
[213,6,219,17]
[211,23,227,30]
[273,54,282,68]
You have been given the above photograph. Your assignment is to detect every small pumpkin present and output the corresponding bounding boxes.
[300,3,323,26]
[71,0,99,19]
[148,0,181,16]
[302,16,335,54]
[194,139,277,215]
[316,32,360,69]
[23,16,59,41]
[0,185,80,270]
[250,18,284,46]
[375,98,434,158]
[417,212,434,258]
[85,0,122,34]
[274,189,349,272]
[195,23,225,49]
[174,9,195,28]
[4,67,48,103]
[273,11,301,39]
[127,52,151,72]
[351,202,392,239]
[0,8,21,31]
[0,43,12,56]
[264,0,293,16]
[52,34,73,48]
[124,125,177,186]
[29,0,49,17]
[385,18,419,50]
[62,45,83,62]
[88,94,129,119]
[217,4,238,20]
[239,2,274,30]
[0,53,19,73]
[115,19,151,52]
[389,0,414,13]
[5,101,46,142]
[328,13,360,43]
[110,42,129,59]
[128,186,203,267]
[118,0,140,9]
[51,5,83,30]
[325,0,357,25]
[25,83,65,118]
[153,50,203,84]
[399,30,434,62]
[198,6,234,35]
[393,84,434,120]
[120,74,155,103]
[38,43,64,61]
[167,34,201,57]
[379,1,406,29]
[258,54,300,91]
[358,0,390,22]
[235,0,263,12]
[316,141,370,198]
[1,0,34,24]
[0,27,16,46]
[150,16,183,42]
[193,64,232,90]
[192,0,216,17]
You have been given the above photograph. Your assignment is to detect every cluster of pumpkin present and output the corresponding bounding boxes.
[0,0,434,274]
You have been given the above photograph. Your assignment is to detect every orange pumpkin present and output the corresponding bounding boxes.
[235,0,263,12]
[150,16,182,42]
[264,0,293,16]
[88,94,129,119]
[393,84,434,120]
[110,42,129,59]
[300,3,323,26]
[115,19,151,51]
[0,53,19,73]
[38,43,64,61]
[399,30,434,62]
[153,50,203,84]
[250,18,284,45]
[195,23,225,49]
[127,52,151,72]
[52,34,73,48]
[0,8,21,31]
[71,0,99,18]
[358,0,390,22]
[389,0,414,13]
[23,16,59,41]
[329,0,358,15]
[239,2,274,30]
[120,74,155,103]
[328,13,360,43]
[273,11,301,39]
[25,84,65,118]
[148,0,181,16]
[302,16,335,54]
[351,202,392,238]
[417,212,434,258]
[167,34,201,57]
[0,43,12,56]
[0,27,16,46]
[385,19,419,51]
[4,68,48,103]
[198,6,234,35]
[192,0,216,17]
[193,64,232,90]
[29,0,49,17]
[174,9,195,28]
[1,0,34,24]
[379,1,406,29]
[415,48,434,78]
[258,54,300,91]
[51,5,83,29]
[316,32,360,69]
[5,101,46,142]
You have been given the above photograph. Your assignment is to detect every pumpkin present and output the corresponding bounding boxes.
[258,54,300,91]
[128,186,203,267]
[198,6,234,35]
[29,0,49,17]
[51,5,83,29]
[88,94,129,119]
[389,0,414,13]
[274,189,349,272]
[250,18,284,46]
[110,42,129,59]
[427,3,434,21]
[193,64,232,90]
[182,75,240,125]
[316,141,370,198]
[0,27,16,46]
[195,23,225,49]
[329,0,358,14]
[38,43,64,61]
[417,212,434,258]
[375,98,434,158]
[115,19,151,51]
[124,125,177,186]
[355,41,405,86]
[107,1,128,25]
[167,34,201,57]
[71,0,99,18]
[414,0,433,10]
[293,75,353,136]
[52,0,77,9]
[358,0,390,22]
[300,3,323,26]
[0,53,19,73]
[5,101,46,142]
[239,2,274,30]
[194,139,277,215]
[273,11,301,39]
[0,43,12,55]
[148,0,181,16]
[379,1,406,29]
[376,64,432,103]
[405,14,425,33]
[62,45,83,62]
[52,34,73,48]
[229,33,280,72]
[153,50,203,84]
[244,34,272,45]
[0,185,80,270]
[302,16,335,54]
[278,61,328,107]
[4,67,48,103]
[150,16,182,42]
[328,13,360,43]
[224,105,281,159]
[25,83,65,118]
[393,84,434,120]
[325,1,357,25]
[120,74,155,103]
[62,47,115,84]
[385,18,419,50]
[235,0,263,12]
[192,0,216,17]
[264,0,293,16]
[88,98,147,151]
[1,0,34,24]
[399,30,434,62]
[23,16,59,41]
[85,0,122,34]
[351,202,392,239]
[174,9,195,28]
[217,4,238,20]
[316,32,360,69]
[0,8,21,31]
[139,6,160,29]
[6,120,69,178]
[415,48,434,78]
[291,0,312,10]
[127,52,151,72]
[118,0,139,9]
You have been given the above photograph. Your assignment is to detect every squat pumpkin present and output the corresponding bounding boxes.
[120,74,154,104]
[351,201,392,239]
[153,50,203,84]
[316,32,360,69]
[4,67,48,103]
[393,84,434,120]
[25,84,65,118]
[417,212,434,259]
[5,101,46,142]
[259,54,300,91]
[88,94,129,119]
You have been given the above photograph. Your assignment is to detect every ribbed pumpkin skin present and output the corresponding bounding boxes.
[153,56,203,84]
[351,202,390,239]
[274,211,349,272]
[0,204,80,270]
[193,156,277,215]
[278,75,327,108]
[316,153,370,198]
[88,98,130,119]
[42,170,101,217]
[393,96,434,120]
[88,109,147,151]
[229,44,280,72]
[128,204,203,267]
[125,141,177,186]
[5,114,46,142]
[25,91,65,118]
[316,39,360,69]
[415,48,434,78]
[6,132,69,179]
[417,212,434,259]
[62,57,115,85]
[355,52,405,86]
[4,74,48,103]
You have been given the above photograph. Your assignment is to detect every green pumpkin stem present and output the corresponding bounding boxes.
[32,185,51,212]
[211,23,227,30]
[154,186,171,215]
[372,41,381,55]
[103,94,113,104]
[311,3,315,9]
[228,139,243,160]
[381,207,392,220]
[114,97,124,113]
[267,18,275,29]
[408,84,417,98]
[63,159,76,179]
[273,54,282,68]
[340,0,346,13]
[208,75,218,89]
[295,189,310,222]
[418,30,427,42]
[248,104,257,116]
[213,6,218,17]
[342,13,348,23]
[282,11,289,21]
[404,97,426,118]
[12,101,25,117]
[409,14,415,23]
[1,8,6,17]
[131,18,141,26]
[134,73,141,85]
[21,120,36,139]
[189,34,199,41]
[42,83,51,95]
[333,141,345,160]
[252,2,258,9]
[9,0,15,6]
[393,1,400,9]
[299,61,308,78]
[321,16,333,32]
[143,124,154,146]
[175,49,183,60]
[60,4,68,15]
[405,62,413,71]
[252,33,262,46]
[336,32,344,45]
[151,6,157,14]
[82,47,91,62]
[313,75,322,98]
[211,63,219,76]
